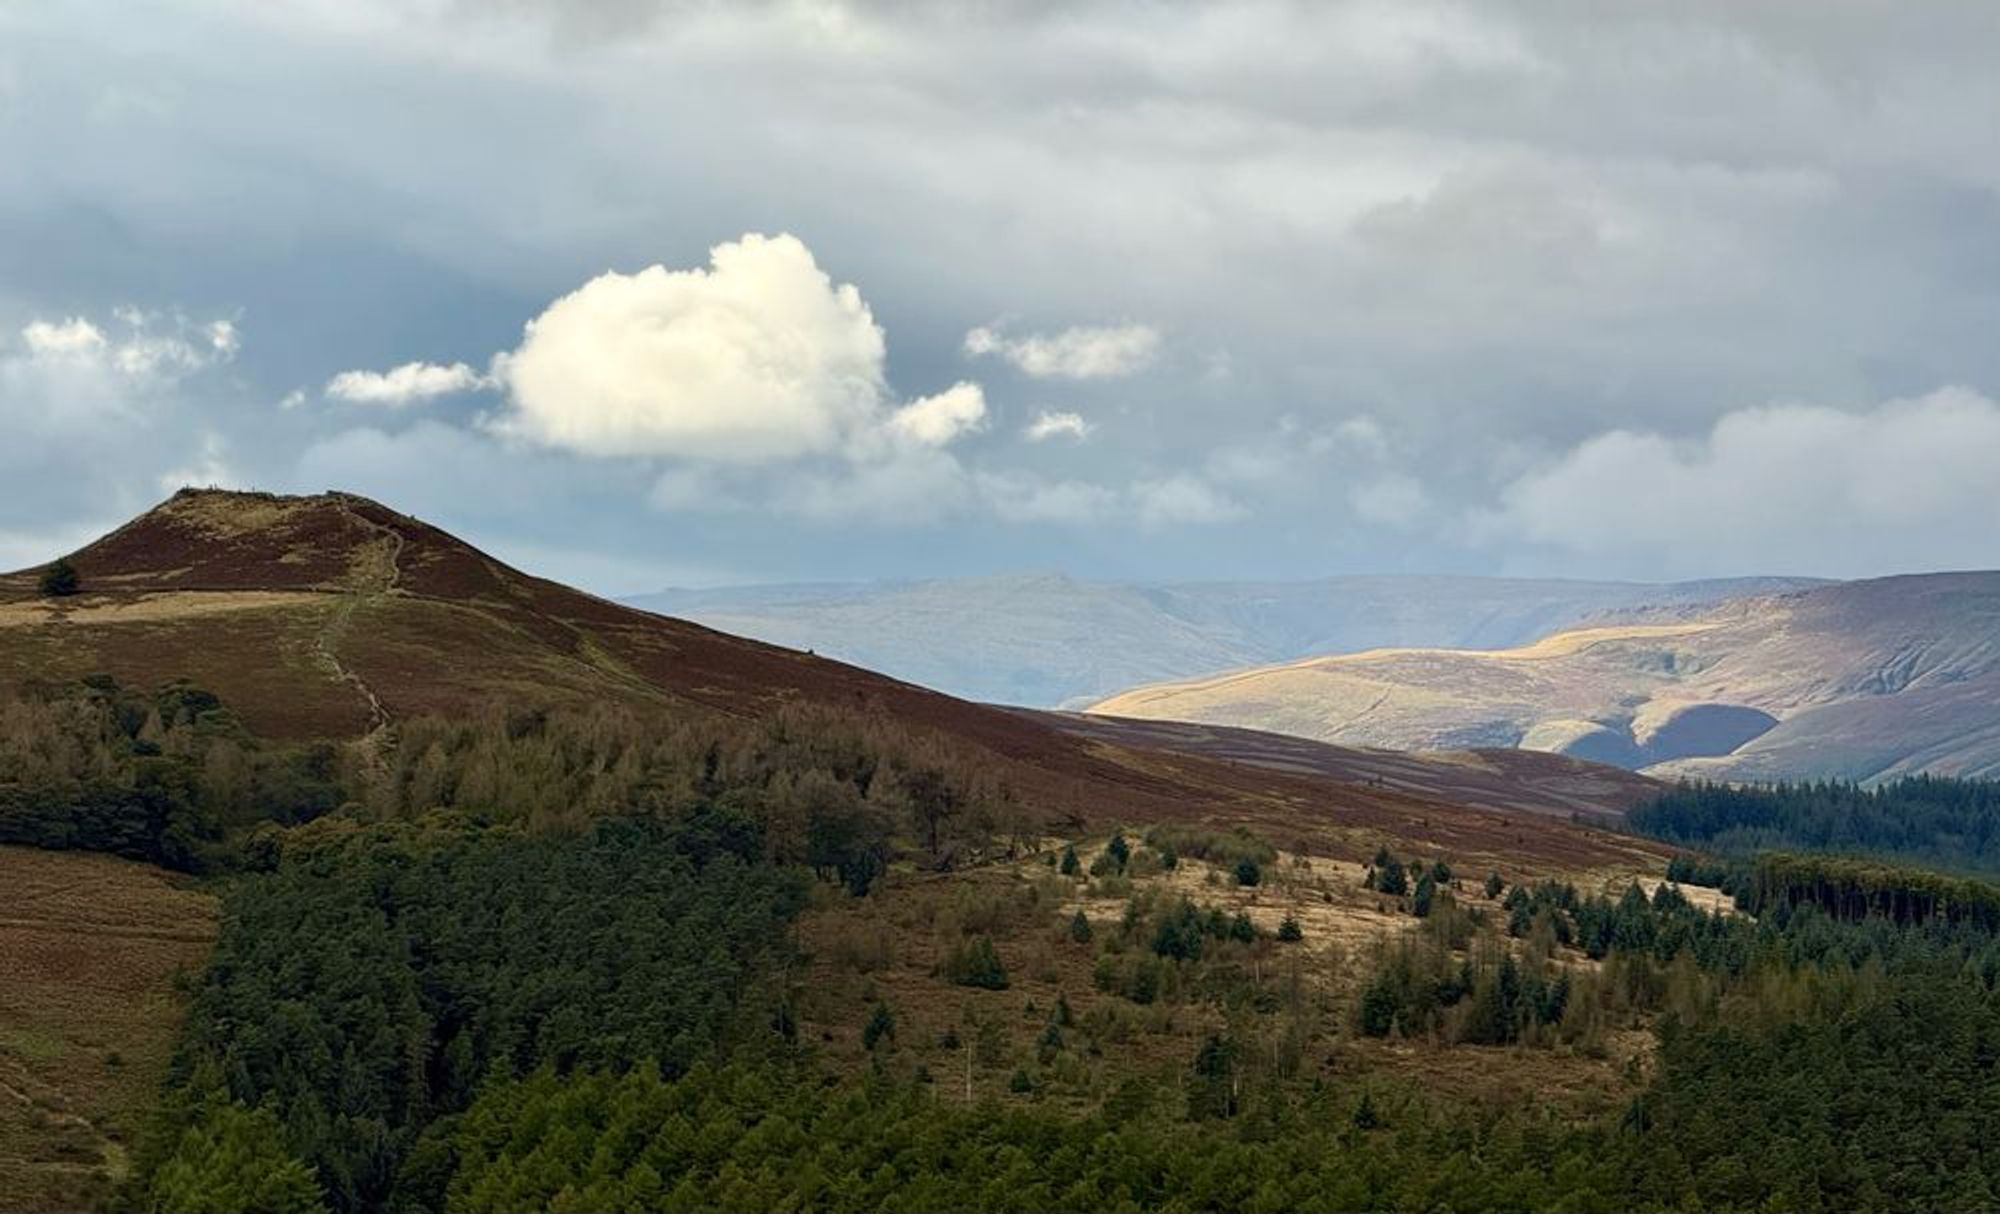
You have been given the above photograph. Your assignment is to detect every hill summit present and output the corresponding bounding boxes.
[0,489,1661,856]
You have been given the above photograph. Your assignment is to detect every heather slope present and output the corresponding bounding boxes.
[0,490,1665,866]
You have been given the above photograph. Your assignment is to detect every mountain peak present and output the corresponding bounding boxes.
[18,488,499,601]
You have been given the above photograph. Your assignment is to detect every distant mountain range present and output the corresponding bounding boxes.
[1089,573,2000,784]
[627,574,1822,708]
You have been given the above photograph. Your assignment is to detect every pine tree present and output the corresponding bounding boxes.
[863,1002,896,1051]
[1068,909,1093,944]
[1059,844,1080,876]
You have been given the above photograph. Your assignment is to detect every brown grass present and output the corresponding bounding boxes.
[793,837,1668,1122]
[0,847,216,1213]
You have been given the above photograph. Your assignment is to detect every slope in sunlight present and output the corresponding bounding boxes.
[630,573,1824,707]
[1089,573,2000,784]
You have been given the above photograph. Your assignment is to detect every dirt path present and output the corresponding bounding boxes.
[313,501,406,734]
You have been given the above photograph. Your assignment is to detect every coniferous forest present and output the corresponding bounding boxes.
[13,679,2000,1211]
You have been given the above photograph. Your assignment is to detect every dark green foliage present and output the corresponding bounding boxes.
[1376,854,1408,896]
[1411,872,1436,917]
[1059,844,1080,875]
[38,557,79,597]
[132,815,806,1214]
[1742,851,2000,930]
[1633,776,2000,878]
[863,1003,896,1051]
[1106,831,1131,871]
[143,1096,326,1214]
[0,680,339,871]
[1665,852,1737,889]
[1232,857,1261,887]
[1008,1067,1034,1094]
[1483,871,1505,899]
[943,935,1009,989]
[1143,824,1274,872]
[1277,915,1302,942]
[1351,1091,1381,1130]
[1186,1034,1240,1120]
[1429,861,1452,885]
[1228,911,1257,942]
[1357,982,1399,1037]
[1068,909,1093,944]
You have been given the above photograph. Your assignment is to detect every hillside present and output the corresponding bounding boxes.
[0,490,1662,864]
[0,847,214,1213]
[1089,573,2000,783]
[629,573,1822,707]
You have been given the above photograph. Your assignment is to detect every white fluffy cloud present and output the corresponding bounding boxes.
[1022,410,1092,442]
[22,317,107,358]
[17,311,235,384]
[1486,387,2000,576]
[325,360,491,405]
[496,233,935,463]
[964,323,1160,380]
[886,382,988,448]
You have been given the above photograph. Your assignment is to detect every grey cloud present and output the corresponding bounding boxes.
[5,1,2000,583]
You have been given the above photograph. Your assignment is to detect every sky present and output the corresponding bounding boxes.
[5,0,2000,593]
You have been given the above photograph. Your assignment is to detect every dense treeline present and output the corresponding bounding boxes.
[1742,852,2000,931]
[0,678,340,869]
[439,949,2000,1214]
[1632,776,2000,876]
[130,814,807,1214]
[0,679,1042,885]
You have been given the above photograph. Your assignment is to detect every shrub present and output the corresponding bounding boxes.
[1484,871,1505,899]
[38,558,79,597]
[944,935,1009,989]
[1277,915,1303,942]
[1068,909,1093,944]
[1233,858,1262,887]
[1059,845,1080,876]
[1145,824,1275,881]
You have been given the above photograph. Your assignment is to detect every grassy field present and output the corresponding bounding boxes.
[0,847,216,1213]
